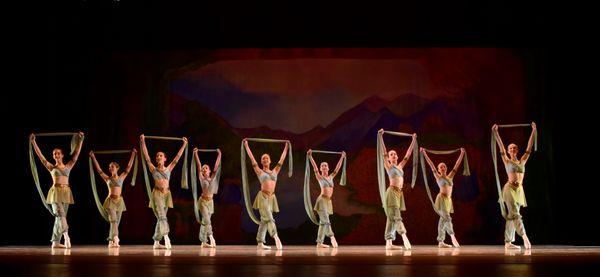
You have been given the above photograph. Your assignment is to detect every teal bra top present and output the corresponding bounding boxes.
[386,166,404,178]
[436,176,453,187]
[258,169,277,183]
[318,176,334,188]
[200,178,218,192]
[152,168,171,180]
[51,166,70,178]
[107,177,124,188]
[506,160,525,173]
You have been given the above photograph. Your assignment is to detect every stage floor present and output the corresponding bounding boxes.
[2,245,600,276]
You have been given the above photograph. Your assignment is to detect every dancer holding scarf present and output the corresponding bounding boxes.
[305,149,346,248]
[89,149,137,247]
[29,132,84,249]
[191,148,222,248]
[492,123,537,250]
[241,138,292,250]
[420,147,467,248]
[140,134,188,250]
[377,129,418,250]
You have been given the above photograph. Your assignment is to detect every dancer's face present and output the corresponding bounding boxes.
[261,154,271,167]
[109,162,120,175]
[320,162,329,175]
[508,143,519,157]
[155,152,167,165]
[201,164,211,177]
[388,150,398,163]
[52,149,64,163]
[438,163,447,174]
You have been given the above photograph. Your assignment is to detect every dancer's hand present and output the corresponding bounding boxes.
[132,148,137,154]
[140,134,145,141]
[378,128,384,134]
[243,139,249,147]
[412,133,417,139]
[29,133,35,142]
[531,122,536,130]
[193,147,198,153]
[420,147,425,153]
[492,124,498,131]
[307,149,312,155]
[341,151,346,158]
[461,147,465,153]
[216,148,221,154]
[182,137,188,145]
[78,131,85,138]
[89,151,94,157]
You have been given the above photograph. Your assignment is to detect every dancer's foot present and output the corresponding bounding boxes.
[63,233,72,249]
[401,234,412,250]
[438,242,452,248]
[209,235,216,248]
[153,241,166,249]
[385,240,402,250]
[114,236,120,248]
[450,235,460,248]
[257,243,271,250]
[164,235,172,250]
[201,242,212,248]
[523,235,532,250]
[316,243,330,248]
[274,235,283,250]
[505,242,521,250]
[330,236,338,248]
[51,242,66,249]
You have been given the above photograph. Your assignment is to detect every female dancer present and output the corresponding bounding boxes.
[378,129,417,250]
[492,123,536,250]
[421,147,465,248]
[243,139,289,250]
[140,134,188,249]
[89,149,137,247]
[192,148,222,248]
[307,149,346,248]
[30,132,84,249]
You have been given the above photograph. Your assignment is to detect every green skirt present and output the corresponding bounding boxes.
[434,193,453,214]
[46,184,74,204]
[252,191,279,213]
[314,195,333,215]
[385,186,406,211]
[103,196,126,212]
[197,197,214,214]
[149,188,174,209]
[503,182,527,207]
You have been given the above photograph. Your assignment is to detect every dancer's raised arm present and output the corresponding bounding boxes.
[399,134,417,168]
[378,129,391,169]
[448,148,465,179]
[273,141,289,174]
[120,149,137,179]
[492,125,509,164]
[244,139,262,175]
[307,149,321,178]
[167,137,188,171]
[420,148,440,178]
[30,134,53,170]
[520,123,536,163]
[193,148,204,180]
[331,151,346,179]
[66,132,84,168]
[212,149,222,179]
[140,134,156,171]
[89,151,109,181]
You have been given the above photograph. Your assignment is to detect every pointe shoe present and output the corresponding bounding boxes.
[63,233,72,249]
[108,241,115,248]
[209,235,216,248]
[257,243,271,250]
[505,242,521,250]
[401,234,412,250]
[438,242,452,248]
[330,236,339,248]
[114,236,120,248]
[153,241,166,249]
[274,235,283,250]
[523,235,532,250]
[450,235,460,248]
[52,242,66,249]
[385,240,402,250]
[164,235,172,250]
[201,242,212,248]
[316,243,330,248]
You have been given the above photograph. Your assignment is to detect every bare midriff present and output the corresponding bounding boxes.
[109,186,122,197]
[154,179,169,192]
[201,186,214,199]
[321,186,334,198]
[507,172,524,186]
[53,176,69,186]
[389,176,404,189]
[440,185,452,197]
[261,180,276,194]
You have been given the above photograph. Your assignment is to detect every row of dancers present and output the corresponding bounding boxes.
[28,122,537,251]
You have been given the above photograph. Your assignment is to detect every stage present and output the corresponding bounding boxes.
[2,245,599,276]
